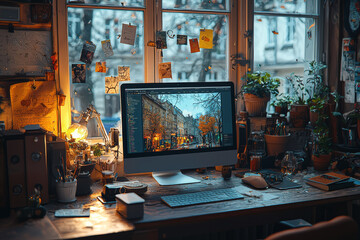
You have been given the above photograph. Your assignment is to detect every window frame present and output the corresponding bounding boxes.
[54,0,238,134]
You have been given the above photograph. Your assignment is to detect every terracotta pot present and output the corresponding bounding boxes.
[309,111,319,126]
[243,93,269,117]
[264,134,291,156]
[312,154,331,171]
[290,104,309,128]
[274,106,288,115]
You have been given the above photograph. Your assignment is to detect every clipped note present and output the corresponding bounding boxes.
[199,29,213,49]
[118,66,131,81]
[72,64,86,83]
[105,76,120,94]
[120,23,137,45]
[156,31,167,49]
[79,41,96,64]
[189,38,200,53]
[177,35,187,45]
[158,62,172,79]
[101,40,114,57]
[95,62,107,73]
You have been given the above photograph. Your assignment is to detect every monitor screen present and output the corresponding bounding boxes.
[120,82,237,184]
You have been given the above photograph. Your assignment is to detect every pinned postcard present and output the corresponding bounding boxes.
[105,76,120,94]
[80,41,96,64]
[158,62,172,79]
[177,35,187,45]
[101,40,114,57]
[156,31,167,49]
[189,38,200,53]
[341,38,356,82]
[118,66,131,81]
[95,62,107,73]
[344,81,355,103]
[72,64,86,83]
[199,29,213,49]
[120,23,137,45]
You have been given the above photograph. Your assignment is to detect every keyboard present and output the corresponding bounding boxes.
[161,188,244,207]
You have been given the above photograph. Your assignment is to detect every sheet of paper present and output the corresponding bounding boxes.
[189,38,200,53]
[10,81,58,135]
[95,62,107,73]
[118,66,131,81]
[101,40,114,57]
[345,80,355,103]
[120,24,137,45]
[234,186,279,201]
[341,38,356,82]
[199,29,213,49]
[105,76,120,94]
[156,31,167,49]
[72,64,86,83]
[177,35,187,45]
[158,62,172,79]
[80,41,96,64]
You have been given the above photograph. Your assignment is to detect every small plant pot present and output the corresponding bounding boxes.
[244,93,269,117]
[312,154,331,171]
[264,134,291,156]
[274,106,288,115]
[309,111,319,126]
[56,179,77,203]
[290,104,309,128]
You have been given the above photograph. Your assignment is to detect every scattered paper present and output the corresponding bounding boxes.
[156,31,167,49]
[189,38,200,53]
[95,62,107,73]
[10,81,58,135]
[120,23,137,45]
[345,80,355,103]
[118,66,131,81]
[341,38,356,82]
[158,62,172,79]
[72,64,86,83]
[177,35,187,45]
[80,41,96,64]
[199,29,213,49]
[105,76,120,94]
[101,40,114,57]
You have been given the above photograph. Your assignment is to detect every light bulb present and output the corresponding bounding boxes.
[66,123,88,142]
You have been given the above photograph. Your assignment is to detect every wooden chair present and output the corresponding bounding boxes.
[265,215,359,240]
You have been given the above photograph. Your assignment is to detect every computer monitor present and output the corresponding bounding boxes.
[120,82,237,185]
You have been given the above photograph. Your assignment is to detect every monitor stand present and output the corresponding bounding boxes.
[152,171,201,186]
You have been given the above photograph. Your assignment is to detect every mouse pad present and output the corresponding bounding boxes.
[268,177,302,190]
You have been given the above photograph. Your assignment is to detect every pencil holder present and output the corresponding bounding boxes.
[56,179,77,203]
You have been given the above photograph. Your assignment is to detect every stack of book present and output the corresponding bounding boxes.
[306,172,355,191]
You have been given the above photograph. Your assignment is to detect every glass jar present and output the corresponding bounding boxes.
[248,131,266,157]
[281,151,297,175]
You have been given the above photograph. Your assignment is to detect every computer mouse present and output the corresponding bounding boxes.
[242,175,268,189]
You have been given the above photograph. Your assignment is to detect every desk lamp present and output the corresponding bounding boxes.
[66,104,110,148]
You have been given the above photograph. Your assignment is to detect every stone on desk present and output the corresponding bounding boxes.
[116,192,145,219]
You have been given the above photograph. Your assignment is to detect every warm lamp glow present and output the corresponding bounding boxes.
[66,123,88,142]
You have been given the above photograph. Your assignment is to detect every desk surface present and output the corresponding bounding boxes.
[3,169,360,240]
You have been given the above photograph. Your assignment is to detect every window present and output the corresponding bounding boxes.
[253,0,321,97]
[57,0,236,135]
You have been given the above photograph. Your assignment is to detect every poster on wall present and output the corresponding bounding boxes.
[120,24,137,46]
[10,81,58,135]
[158,62,172,79]
[345,80,355,103]
[105,76,120,94]
[189,38,200,53]
[95,62,107,73]
[340,38,356,82]
[101,40,114,57]
[80,41,96,64]
[199,29,213,49]
[156,31,167,49]
[72,64,86,83]
[118,66,131,81]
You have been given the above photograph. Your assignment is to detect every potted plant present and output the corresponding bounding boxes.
[241,71,280,117]
[271,93,292,115]
[309,96,328,126]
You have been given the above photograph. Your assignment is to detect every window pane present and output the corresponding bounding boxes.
[68,8,144,135]
[162,12,229,82]
[162,0,229,12]
[253,16,316,94]
[254,0,318,15]
[68,0,145,8]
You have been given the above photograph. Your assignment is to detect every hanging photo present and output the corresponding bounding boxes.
[79,41,96,64]
[199,29,213,49]
[158,62,172,79]
[105,76,120,94]
[340,38,356,82]
[189,38,200,53]
[72,64,86,83]
[120,23,137,45]
[177,35,187,45]
[95,62,107,73]
[156,31,167,49]
[101,40,114,57]
[118,66,131,81]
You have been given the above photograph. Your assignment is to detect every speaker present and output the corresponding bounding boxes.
[236,120,249,168]
[25,129,49,204]
[0,136,10,216]
[6,133,27,209]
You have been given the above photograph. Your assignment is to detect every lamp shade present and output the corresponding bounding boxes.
[66,123,88,142]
